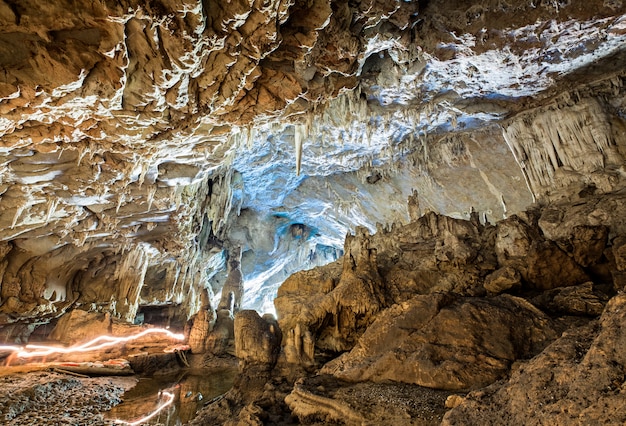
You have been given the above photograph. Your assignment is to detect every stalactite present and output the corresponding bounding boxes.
[503,97,624,201]
[294,124,305,176]
[45,199,58,224]
[146,185,157,211]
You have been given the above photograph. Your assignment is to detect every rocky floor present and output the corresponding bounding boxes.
[286,375,451,425]
[0,371,135,425]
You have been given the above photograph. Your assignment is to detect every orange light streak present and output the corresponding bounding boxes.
[0,329,184,359]
[113,390,176,426]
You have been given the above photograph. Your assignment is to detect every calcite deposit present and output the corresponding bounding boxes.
[2,0,626,424]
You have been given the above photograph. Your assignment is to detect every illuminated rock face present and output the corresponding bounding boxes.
[0,0,625,338]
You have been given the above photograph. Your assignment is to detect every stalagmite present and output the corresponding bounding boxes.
[218,247,244,312]
[188,289,216,354]
[234,310,281,370]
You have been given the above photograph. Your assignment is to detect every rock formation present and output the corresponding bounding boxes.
[218,247,244,312]
[320,293,557,391]
[234,310,281,370]
[188,189,626,425]
[187,288,215,354]
[443,293,626,425]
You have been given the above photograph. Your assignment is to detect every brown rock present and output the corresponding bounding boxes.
[494,215,536,265]
[285,376,451,426]
[539,194,626,242]
[188,289,216,354]
[443,293,626,425]
[205,309,235,356]
[484,266,521,294]
[234,310,281,370]
[276,227,386,358]
[48,309,112,345]
[525,240,590,290]
[613,235,626,272]
[494,216,590,290]
[407,189,421,222]
[445,394,465,409]
[321,293,557,391]
[531,282,608,316]
[568,225,608,267]
[435,231,477,265]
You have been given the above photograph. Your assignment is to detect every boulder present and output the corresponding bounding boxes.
[495,216,589,290]
[531,282,608,316]
[525,240,589,290]
[565,225,608,267]
[484,266,521,294]
[321,293,557,391]
[443,293,626,425]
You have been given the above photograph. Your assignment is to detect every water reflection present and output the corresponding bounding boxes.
[107,367,237,425]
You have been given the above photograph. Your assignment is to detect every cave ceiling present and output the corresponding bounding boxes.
[0,0,626,320]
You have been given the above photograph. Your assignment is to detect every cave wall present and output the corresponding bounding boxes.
[0,0,625,338]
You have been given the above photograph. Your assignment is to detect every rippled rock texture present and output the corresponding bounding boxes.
[192,191,626,425]
[443,293,626,425]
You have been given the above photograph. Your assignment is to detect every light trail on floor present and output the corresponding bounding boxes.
[0,328,185,359]
[112,389,176,425]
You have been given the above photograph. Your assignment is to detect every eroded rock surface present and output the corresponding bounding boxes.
[234,310,281,370]
[321,293,556,391]
[286,375,450,426]
[275,191,623,398]
[0,0,625,333]
[443,293,626,425]
[0,372,135,425]
[2,1,626,423]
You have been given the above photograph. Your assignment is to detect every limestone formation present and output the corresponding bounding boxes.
[320,293,557,391]
[234,310,281,370]
[484,266,521,294]
[218,247,244,312]
[0,0,625,331]
[204,308,235,356]
[285,377,450,425]
[187,288,215,354]
[2,0,626,424]
[531,282,609,317]
[495,216,589,290]
[276,226,388,356]
[443,293,626,425]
